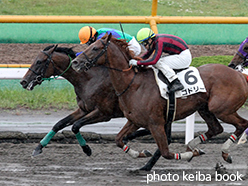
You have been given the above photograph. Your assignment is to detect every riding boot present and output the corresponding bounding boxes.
[168,78,184,93]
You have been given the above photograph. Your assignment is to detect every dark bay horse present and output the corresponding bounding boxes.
[20,45,151,157]
[228,37,248,69]
[71,33,248,169]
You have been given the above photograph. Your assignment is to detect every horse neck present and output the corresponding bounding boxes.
[53,52,91,86]
[107,44,135,94]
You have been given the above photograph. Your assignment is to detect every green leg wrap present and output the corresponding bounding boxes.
[76,132,86,146]
[40,130,56,147]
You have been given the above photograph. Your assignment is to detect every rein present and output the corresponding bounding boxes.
[82,39,137,96]
[115,71,136,97]
[43,55,72,81]
[29,50,72,82]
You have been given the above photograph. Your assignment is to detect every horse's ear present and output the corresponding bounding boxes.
[50,44,58,53]
[243,43,248,53]
[107,33,112,42]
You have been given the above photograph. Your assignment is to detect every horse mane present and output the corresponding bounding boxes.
[101,35,134,59]
[100,35,149,72]
[43,45,76,59]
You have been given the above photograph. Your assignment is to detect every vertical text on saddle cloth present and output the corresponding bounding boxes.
[153,67,206,99]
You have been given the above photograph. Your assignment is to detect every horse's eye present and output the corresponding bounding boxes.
[36,60,42,64]
[92,47,99,51]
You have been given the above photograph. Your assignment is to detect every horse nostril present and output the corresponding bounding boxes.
[72,60,78,66]
[20,80,27,87]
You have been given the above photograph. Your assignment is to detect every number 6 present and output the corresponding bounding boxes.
[184,70,198,85]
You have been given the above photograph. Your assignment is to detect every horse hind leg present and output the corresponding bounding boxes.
[215,112,248,163]
[186,107,223,159]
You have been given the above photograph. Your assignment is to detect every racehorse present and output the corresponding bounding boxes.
[20,45,151,157]
[71,33,248,169]
[228,37,248,69]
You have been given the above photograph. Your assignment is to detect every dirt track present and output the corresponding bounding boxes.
[0,142,248,186]
[0,43,239,64]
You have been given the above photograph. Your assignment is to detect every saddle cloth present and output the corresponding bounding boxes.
[152,66,206,99]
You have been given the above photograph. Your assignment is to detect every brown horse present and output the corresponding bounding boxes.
[20,45,151,157]
[71,33,248,169]
[228,37,248,69]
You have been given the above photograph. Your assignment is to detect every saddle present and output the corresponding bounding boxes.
[153,67,207,144]
[153,66,206,100]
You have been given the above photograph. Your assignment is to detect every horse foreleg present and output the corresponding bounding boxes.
[116,121,152,158]
[71,108,113,156]
[32,108,85,157]
[140,122,172,171]
[122,129,151,144]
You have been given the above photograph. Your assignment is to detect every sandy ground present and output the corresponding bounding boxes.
[0,43,239,64]
[0,142,248,186]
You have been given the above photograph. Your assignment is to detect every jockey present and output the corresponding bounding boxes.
[129,28,192,94]
[77,26,141,56]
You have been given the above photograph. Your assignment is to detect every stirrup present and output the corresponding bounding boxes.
[168,81,184,93]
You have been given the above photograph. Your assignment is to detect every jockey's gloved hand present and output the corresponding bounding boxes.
[129,59,138,66]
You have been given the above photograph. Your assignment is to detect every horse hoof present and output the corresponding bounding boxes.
[82,145,92,156]
[32,144,43,157]
[188,148,205,162]
[198,148,205,155]
[225,155,232,164]
[193,148,205,156]
[32,149,42,157]
[222,152,232,164]
[138,150,152,158]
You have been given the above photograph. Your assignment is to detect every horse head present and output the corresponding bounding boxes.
[228,37,248,69]
[20,44,75,90]
[71,33,112,72]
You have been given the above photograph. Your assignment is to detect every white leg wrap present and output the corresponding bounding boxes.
[221,134,237,153]
[123,145,139,159]
[175,152,193,161]
[128,149,139,158]
[188,133,207,150]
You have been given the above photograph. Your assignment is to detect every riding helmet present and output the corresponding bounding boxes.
[78,26,97,44]
[136,28,155,43]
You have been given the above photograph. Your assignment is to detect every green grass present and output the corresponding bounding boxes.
[0,80,77,110]
[0,0,248,16]
[191,55,233,67]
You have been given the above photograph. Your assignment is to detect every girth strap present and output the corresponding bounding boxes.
[165,91,176,144]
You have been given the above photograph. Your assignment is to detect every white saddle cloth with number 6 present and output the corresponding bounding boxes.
[153,66,206,99]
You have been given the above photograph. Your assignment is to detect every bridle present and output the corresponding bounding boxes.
[80,40,110,71]
[28,50,56,84]
[29,50,72,83]
[80,39,137,96]
[236,51,248,68]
